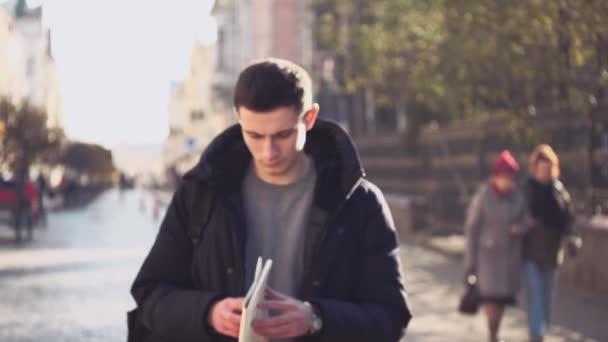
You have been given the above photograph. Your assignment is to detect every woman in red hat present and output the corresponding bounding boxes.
[464,150,526,342]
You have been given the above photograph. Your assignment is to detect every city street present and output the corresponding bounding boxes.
[0,189,160,341]
[0,189,606,342]
[402,237,608,341]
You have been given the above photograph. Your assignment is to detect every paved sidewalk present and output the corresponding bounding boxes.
[1,190,606,341]
[421,215,608,259]
[401,243,608,342]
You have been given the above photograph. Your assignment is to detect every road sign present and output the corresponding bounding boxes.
[185,137,197,152]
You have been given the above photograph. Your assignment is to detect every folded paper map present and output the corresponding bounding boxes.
[238,257,273,342]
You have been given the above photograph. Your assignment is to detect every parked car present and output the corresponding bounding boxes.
[0,179,40,241]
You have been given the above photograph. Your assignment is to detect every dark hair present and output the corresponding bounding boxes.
[233,58,312,115]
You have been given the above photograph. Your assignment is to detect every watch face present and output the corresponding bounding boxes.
[306,302,323,334]
[312,315,322,332]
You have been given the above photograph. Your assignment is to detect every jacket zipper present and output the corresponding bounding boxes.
[227,197,247,295]
[305,177,363,296]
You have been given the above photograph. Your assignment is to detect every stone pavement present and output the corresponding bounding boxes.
[0,189,161,342]
[0,189,606,341]
[401,239,608,341]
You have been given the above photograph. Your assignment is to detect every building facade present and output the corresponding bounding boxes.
[211,0,313,116]
[0,0,63,129]
[164,42,225,175]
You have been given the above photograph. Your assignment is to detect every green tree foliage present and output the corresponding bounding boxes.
[440,0,608,120]
[313,0,608,128]
[0,97,64,174]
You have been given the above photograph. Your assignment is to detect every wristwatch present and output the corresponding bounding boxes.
[305,302,323,335]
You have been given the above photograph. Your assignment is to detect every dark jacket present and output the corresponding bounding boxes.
[522,178,575,269]
[130,119,412,342]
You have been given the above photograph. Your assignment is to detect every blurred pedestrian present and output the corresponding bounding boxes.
[36,173,48,227]
[129,59,411,341]
[36,172,48,227]
[464,150,526,342]
[138,195,146,214]
[151,190,160,222]
[522,144,580,342]
[119,172,128,201]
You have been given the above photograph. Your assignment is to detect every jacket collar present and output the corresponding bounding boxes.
[183,119,366,211]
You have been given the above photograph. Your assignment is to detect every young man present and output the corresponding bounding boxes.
[130,59,411,341]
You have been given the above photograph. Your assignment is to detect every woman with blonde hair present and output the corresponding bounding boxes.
[522,144,580,342]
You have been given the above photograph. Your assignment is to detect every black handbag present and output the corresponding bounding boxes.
[458,274,480,315]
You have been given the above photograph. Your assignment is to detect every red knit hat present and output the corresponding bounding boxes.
[492,150,520,177]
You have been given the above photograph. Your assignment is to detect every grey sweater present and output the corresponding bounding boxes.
[243,161,317,298]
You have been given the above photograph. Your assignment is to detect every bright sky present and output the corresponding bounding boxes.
[12,0,217,148]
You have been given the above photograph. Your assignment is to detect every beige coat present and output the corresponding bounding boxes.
[464,182,526,298]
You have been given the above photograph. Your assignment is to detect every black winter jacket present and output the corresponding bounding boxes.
[130,119,412,342]
[523,178,576,269]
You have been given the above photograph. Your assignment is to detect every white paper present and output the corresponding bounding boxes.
[238,257,273,342]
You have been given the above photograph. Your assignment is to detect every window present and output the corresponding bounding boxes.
[169,127,183,136]
[191,110,205,121]
[217,29,225,70]
[26,57,35,77]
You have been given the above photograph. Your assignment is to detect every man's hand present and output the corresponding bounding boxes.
[208,297,244,338]
[252,287,314,339]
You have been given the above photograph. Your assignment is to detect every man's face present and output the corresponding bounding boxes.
[238,106,310,179]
